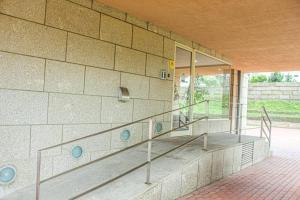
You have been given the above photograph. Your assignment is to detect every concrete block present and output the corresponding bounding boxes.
[132,27,163,56]
[0,90,48,125]
[133,99,164,121]
[233,145,242,173]
[163,101,172,122]
[253,139,266,164]
[92,1,126,20]
[181,161,198,196]
[148,23,171,38]
[171,32,193,47]
[101,14,132,47]
[0,126,30,162]
[30,125,63,157]
[121,73,149,99]
[0,14,67,60]
[126,15,147,29]
[84,67,120,96]
[101,97,133,123]
[0,51,44,91]
[111,123,143,149]
[197,152,212,188]
[149,78,173,101]
[133,183,162,200]
[46,0,100,38]
[48,93,101,124]
[161,172,182,200]
[211,150,224,181]
[115,46,146,75]
[146,54,169,79]
[63,123,111,152]
[0,0,46,23]
[69,0,92,8]
[67,33,115,69]
[223,147,234,177]
[45,60,85,94]
[163,38,175,60]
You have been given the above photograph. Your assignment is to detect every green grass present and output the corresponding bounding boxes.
[248,100,300,121]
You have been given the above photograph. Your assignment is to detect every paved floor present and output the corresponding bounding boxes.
[179,127,300,200]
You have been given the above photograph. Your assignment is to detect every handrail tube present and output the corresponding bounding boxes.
[70,134,205,200]
[262,106,272,124]
[261,127,270,142]
[262,117,271,132]
[40,100,207,151]
[40,116,207,184]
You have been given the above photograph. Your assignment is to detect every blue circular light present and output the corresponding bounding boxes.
[71,146,83,159]
[120,129,131,141]
[0,165,16,184]
[155,122,163,134]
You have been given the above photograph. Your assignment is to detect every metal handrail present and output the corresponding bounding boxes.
[260,106,272,147]
[40,100,207,151]
[35,100,209,200]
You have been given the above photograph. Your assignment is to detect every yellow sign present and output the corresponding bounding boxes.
[169,60,175,70]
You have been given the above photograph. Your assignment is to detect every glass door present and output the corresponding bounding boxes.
[172,46,193,135]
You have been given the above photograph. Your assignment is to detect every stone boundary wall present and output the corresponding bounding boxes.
[248,82,300,101]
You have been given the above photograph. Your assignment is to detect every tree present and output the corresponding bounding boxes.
[268,72,284,82]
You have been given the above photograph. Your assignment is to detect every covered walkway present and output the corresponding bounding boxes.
[180,128,300,200]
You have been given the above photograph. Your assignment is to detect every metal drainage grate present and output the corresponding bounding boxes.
[241,142,254,166]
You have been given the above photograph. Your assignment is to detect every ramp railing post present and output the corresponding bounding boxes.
[260,109,263,138]
[36,150,41,200]
[238,103,242,143]
[203,100,209,150]
[145,118,153,185]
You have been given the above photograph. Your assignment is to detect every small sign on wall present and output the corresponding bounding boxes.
[169,60,175,70]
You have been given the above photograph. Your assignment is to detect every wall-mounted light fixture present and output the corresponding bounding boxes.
[0,165,17,185]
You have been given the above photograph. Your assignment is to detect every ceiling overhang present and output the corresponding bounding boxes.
[98,0,300,72]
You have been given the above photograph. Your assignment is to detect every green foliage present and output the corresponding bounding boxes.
[250,75,267,83]
[285,73,295,82]
[268,72,284,82]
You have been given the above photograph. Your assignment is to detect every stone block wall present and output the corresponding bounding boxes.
[0,0,228,196]
[248,82,300,101]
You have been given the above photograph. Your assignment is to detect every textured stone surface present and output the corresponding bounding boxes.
[0,0,46,23]
[111,123,143,149]
[133,99,164,121]
[146,54,169,79]
[148,23,171,38]
[163,38,175,60]
[67,33,115,69]
[149,78,173,101]
[197,152,212,188]
[171,32,193,47]
[132,27,163,56]
[62,123,111,153]
[253,139,266,163]
[0,14,67,60]
[115,46,146,75]
[211,150,224,181]
[126,15,147,28]
[101,97,133,123]
[223,147,234,177]
[233,145,242,173]
[84,67,120,96]
[181,162,198,196]
[0,90,48,125]
[0,126,30,161]
[101,14,132,47]
[69,0,92,8]
[45,60,85,94]
[46,0,100,38]
[92,1,126,20]
[161,172,182,200]
[121,73,149,99]
[30,125,63,157]
[0,52,45,91]
[48,93,101,124]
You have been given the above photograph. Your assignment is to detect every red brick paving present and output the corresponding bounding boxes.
[179,128,300,200]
